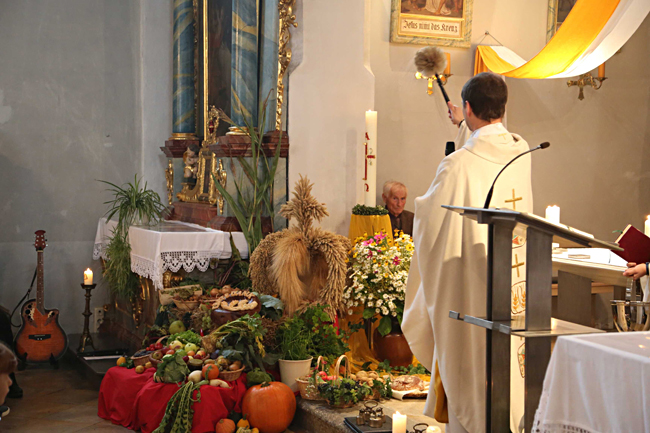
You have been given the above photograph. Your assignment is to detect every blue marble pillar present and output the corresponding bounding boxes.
[259,0,280,133]
[173,0,196,136]
[231,0,259,127]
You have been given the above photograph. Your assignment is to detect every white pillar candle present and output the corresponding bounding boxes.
[392,411,406,433]
[426,427,441,433]
[84,268,93,285]
[364,110,378,207]
[645,215,650,236]
[545,205,560,224]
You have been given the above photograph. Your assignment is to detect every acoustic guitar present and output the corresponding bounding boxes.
[14,230,68,365]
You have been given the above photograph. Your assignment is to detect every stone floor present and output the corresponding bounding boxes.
[0,364,122,432]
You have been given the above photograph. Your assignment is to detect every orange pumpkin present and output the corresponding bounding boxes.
[202,364,220,381]
[215,418,236,433]
[242,382,295,433]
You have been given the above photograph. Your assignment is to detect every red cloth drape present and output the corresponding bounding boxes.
[98,367,247,433]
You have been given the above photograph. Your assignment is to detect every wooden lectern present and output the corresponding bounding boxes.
[443,206,622,433]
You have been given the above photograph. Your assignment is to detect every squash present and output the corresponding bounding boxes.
[202,364,220,381]
[215,418,236,433]
[237,415,250,428]
[242,382,295,433]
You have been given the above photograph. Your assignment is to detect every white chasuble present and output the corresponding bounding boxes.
[402,123,532,433]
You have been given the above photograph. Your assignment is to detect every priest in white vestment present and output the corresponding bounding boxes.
[402,72,533,433]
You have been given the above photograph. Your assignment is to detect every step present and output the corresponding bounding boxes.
[293,398,445,433]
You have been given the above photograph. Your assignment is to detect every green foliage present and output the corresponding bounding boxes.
[212,94,282,255]
[246,368,274,388]
[352,204,389,216]
[375,360,430,376]
[276,315,311,361]
[100,175,165,299]
[318,378,361,406]
[153,380,207,433]
[167,330,202,347]
[210,314,267,371]
[155,353,190,384]
[276,305,349,364]
[103,232,140,300]
[254,293,284,321]
[377,316,393,337]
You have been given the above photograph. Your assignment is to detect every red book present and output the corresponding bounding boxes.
[612,225,650,264]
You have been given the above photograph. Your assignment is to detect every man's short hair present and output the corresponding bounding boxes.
[383,181,408,198]
[461,72,508,122]
[0,342,16,375]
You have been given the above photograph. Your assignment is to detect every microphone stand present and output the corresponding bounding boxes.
[483,142,550,209]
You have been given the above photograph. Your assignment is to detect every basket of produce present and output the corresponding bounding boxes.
[131,350,152,367]
[351,370,392,401]
[318,355,359,408]
[218,360,245,381]
[296,356,327,400]
[170,285,203,311]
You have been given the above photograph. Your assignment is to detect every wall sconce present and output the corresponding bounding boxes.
[415,52,452,95]
[567,63,607,100]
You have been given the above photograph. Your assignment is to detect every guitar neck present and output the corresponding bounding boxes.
[37,250,45,314]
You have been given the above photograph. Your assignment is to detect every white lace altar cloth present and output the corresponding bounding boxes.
[93,218,118,260]
[93,218,248,290]
[533,332,650,433]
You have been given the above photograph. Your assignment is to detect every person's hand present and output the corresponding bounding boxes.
[623,262,647,280]
[447,101,464,126]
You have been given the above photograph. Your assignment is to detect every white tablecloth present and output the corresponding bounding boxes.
[93,218,118,260]
[93,218,248,290]
[534,332,650,433]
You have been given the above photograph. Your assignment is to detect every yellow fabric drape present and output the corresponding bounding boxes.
[476,0,620,78]
[348,214,394,244]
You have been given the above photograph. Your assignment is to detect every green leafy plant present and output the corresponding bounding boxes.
[275,305,349,364]
[276,315,311,361]
[209,314,267,371]
[211,94,283,255]
[352,204,389,216]
[318,378,363,406]
[100,175,166,299]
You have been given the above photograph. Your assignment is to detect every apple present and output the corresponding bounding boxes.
[184,343,199,353]
[196,350,206,358]
[152,351,163,360]
[169,340,184,351]
[166,349,175,356]
[187,350,196,357]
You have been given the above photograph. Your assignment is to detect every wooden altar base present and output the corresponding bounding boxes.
[167,201,273,233]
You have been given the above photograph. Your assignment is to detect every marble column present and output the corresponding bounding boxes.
[231,0,259,127]
[172,0,196,137]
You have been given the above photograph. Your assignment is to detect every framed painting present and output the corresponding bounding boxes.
[390,0,473,48]
[546,0,577,42]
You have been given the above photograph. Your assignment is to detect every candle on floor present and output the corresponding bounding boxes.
[645,215,650,236]
[545,205,560,224]
[392,411,406,433]
[84,268,93,285]
[364,110,378,207]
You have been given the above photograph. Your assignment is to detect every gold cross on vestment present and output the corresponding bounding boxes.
[505,189,523,211]
[512,253,525,278]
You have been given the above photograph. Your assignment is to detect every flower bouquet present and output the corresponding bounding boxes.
[344,231,414,336]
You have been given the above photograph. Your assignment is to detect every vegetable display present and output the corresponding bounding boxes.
[155,353,190,384]
[153,380,206,433]
[242,382,296,433]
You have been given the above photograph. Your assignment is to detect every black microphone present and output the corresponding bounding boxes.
[445,141,455,156]
[483,142,550,209]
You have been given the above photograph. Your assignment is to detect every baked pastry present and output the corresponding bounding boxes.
[391,375,426,392]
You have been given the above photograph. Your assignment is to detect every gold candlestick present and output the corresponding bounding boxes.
[78,283,97,353]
